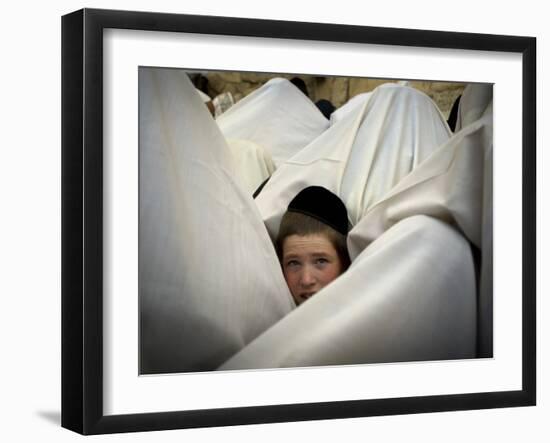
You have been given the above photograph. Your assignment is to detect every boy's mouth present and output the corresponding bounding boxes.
[298,292,315,303]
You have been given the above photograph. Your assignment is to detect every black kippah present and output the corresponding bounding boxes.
[287,186,349,235]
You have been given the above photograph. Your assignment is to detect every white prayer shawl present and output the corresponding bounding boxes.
[455,83,493,131]
[348,111,493,254]
[215,77,329,167]
[219,86,492,370]
[139,68,294,374]
[195,88,211,103]
[227,139,275,195]
[219,215,476,370]
[139,70,489,373]
[329,91,372,126]
[346,102,493,357]
[456,83,493,356]
[345,83,493,353]
[256,83,452,239]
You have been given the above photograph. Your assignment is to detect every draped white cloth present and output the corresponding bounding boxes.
[329,91,372,126]
[220,215,476,369]
[139,69,491,373]
[256,83,451,237]
[455,83,493,131]
[348,110,492,255]
[195,88,211,103]
[457,83,493,356]
[344,85,493,357]
[220,84,491,370]
[215,78,329,167]
[227,139,275,195]
[139,68,294,374]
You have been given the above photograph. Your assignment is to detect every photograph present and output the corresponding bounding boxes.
[138,67,494,375]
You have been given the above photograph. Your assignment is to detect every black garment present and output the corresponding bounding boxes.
[315,99,336,119]
[447,94,462,132]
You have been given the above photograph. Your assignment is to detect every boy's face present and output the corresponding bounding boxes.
[281,233,344,306]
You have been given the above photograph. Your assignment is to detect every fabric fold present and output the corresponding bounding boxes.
[219,215,476,370]
[139,68,294,374]
[216,77,329,167]
[256,83,451,238]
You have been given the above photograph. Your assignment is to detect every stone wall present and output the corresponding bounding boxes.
[202,71,464,119]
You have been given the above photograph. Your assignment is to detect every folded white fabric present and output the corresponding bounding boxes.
[219,215,476,370]
[139,68,294,374]
[218,84,492,370]
[139,70,491,373]
[455,83,493,356]
[348,110,493,255]
[215,78,329,167]
[455,83,493,131]
[329,91,372,126]
[227,138,275,195]
[195,88,211,103]
[347,90,493,357]
[256,83,451,238]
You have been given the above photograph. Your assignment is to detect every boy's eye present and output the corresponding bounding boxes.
[315,258,329,265]
[286,260,300,267]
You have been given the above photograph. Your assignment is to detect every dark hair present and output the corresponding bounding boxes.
[276,211,351,271]
[289,77,309,98]
[315,99,336,119]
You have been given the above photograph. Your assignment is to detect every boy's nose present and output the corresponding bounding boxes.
[300,267,316,286]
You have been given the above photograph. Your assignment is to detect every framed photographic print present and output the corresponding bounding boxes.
[61,8,536,435]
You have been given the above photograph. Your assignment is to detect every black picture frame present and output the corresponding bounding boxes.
[61,8,536,435]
